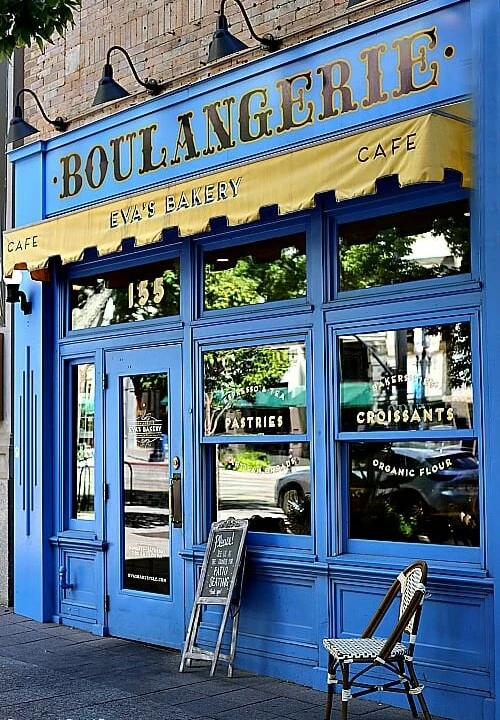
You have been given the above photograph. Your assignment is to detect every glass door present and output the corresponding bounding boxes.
[104,345,184,647]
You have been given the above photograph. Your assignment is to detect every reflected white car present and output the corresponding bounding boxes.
[274,467,311,515]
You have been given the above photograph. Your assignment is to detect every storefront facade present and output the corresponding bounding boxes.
[4,0,500,717]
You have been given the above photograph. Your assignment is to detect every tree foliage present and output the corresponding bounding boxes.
[0,0,81,59]
[204,246,306,310]
[203,346,292,435]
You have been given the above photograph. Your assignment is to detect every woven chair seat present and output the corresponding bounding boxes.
[323,636,406,661]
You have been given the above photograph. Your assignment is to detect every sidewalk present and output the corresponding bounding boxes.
[0,606,447,720]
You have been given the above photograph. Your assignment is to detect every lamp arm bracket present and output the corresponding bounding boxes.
[16,88,69,132]
[106,45,164,94]
[222,0,281,50]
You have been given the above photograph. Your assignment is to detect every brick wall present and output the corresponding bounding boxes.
[21,0,407,135]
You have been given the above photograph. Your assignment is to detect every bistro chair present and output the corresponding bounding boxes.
[323,560,432,720]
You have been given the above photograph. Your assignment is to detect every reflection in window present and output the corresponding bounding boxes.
[338,200,470,292]
[71,259,180,330]
[72,363,95,520]
[339,322,472,432]
[211,442,311,535]
[348,441,479,546]
[122,373,170,594]
[203,343,307,436]
[204,234,306,311]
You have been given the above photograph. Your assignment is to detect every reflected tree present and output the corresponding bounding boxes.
[204,347,291,435]
[205,246,306,310]
[339,209,470,290]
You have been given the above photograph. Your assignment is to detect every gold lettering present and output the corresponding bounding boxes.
[138,124,168,174]
[392,27,439,98]
[171,112,200,165]
[202,98,236,155]
[276,71,315,133]
[239,88,273,143]
[317,59,358,120]
[110,132,136,182]
[59,153,83,199]
[360,44,388,108]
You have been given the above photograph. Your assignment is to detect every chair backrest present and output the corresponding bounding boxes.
[397,560,428,636]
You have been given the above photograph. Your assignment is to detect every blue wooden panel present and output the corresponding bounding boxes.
[194,564,319,684]
[11,143,45,226]
[13,274,55,622]
[333,577,493,696]
[62,552,98,610]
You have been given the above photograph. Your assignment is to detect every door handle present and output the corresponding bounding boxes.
[170,472,182,528]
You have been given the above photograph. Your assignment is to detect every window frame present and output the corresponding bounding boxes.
[62,355,98,532]
[195,213,313,321]
[330,309,482,565]
[62,240,183,338]
[198,333,314,551]
[324,180,475,306]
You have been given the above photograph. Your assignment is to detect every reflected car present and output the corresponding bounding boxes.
[274,467,311,515]
[375,446,478,517]
[275,448,478,521]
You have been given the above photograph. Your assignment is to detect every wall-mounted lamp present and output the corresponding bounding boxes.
[92,45,164,106]
[7,88,69,144]
[208,0,281,62]
[4,270,32,315]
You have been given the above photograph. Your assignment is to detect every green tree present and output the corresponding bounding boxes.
[241,247,307,303]
[339,211,470,291]
[0,0,81,59]
[204,265,262,310]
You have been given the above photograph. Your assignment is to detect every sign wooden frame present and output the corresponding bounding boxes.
[179,517,248,677]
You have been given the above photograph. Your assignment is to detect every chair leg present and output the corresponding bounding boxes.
[325,659,337,720]
[398,657,418,718]
[325,681,334,720]
[406,661,433,720]
[340,661,350,720]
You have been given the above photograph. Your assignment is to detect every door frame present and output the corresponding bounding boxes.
[103,343,185,647]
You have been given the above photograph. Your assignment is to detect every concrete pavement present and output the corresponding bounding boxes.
[0,606,448,720]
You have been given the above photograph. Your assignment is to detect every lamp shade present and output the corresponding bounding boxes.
[208,15,248,62]
[92,63,130,106]
[6,106,39,143]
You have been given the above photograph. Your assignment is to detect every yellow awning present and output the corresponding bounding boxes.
[3,112,472,276]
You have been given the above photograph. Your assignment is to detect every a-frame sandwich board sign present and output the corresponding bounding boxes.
[179,517,248,677]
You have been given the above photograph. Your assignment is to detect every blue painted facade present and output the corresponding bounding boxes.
[7,0,500,717]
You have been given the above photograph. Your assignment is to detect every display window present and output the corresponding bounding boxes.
[339,321,473,433]
[347,440,478,546]
[336,317,479,554]
[202,233,307,312]
[202,341,311,539]
[338,199,470,293]
[69,361,96,522]
[70,258,180,330]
